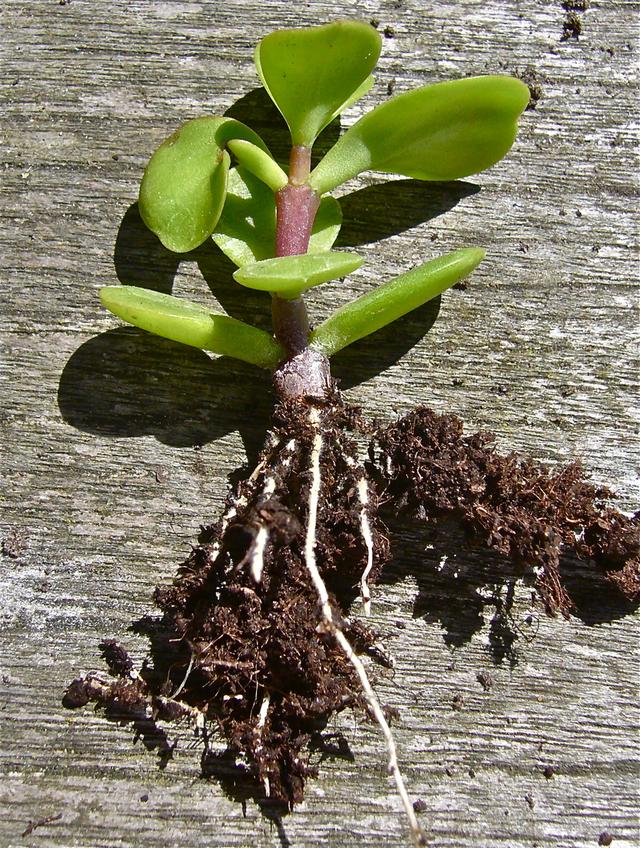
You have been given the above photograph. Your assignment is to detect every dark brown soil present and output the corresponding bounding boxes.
[64,399,639,807]
[376,407,639,615]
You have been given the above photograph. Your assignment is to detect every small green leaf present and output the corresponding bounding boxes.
[100,286,284,369]
[255,21,381,147]
[233,251,363,299]
[139,117,271,253]
[309,247,485,357]
[212,167,342,267]
[309,76,530,194]
[226,139,288,192]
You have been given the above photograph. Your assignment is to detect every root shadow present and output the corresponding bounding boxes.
[380,512,638,667]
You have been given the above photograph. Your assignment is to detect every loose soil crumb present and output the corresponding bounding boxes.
[561,11,583,41]
[515,66,543,110]
[562,0,589,10]
[476,670,493,691]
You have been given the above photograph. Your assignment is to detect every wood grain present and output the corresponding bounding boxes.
[1,2,638,847]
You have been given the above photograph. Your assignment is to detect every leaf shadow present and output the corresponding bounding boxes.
[330,295,441,390]
[336,179,480,247]
[57,327,271,462]
[223,86,343,170]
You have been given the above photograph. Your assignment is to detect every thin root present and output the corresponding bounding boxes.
[303,407,425,847]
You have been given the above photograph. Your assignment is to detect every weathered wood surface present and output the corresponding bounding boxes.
[1,1,638,846]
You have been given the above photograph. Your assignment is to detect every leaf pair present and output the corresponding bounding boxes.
[100,248,484,368]
[256,20,529,191]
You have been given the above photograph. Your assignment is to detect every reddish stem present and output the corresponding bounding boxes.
[271,146,330,399]
[272,146,320,358]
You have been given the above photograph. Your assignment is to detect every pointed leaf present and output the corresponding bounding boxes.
[310,76,530,194]
[100,286,284,369]
[255,21,381,147]
[212,167,342,267]
[233,251,363,299]
[139,117,271,253]
[309,247,485,357]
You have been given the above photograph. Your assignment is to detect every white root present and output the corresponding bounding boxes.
[344,455,375,615]
[255,691,272,797]
[171,652,194,699]
[357,476,375,616]
[250,524,269,583]
[215,438,300,584]
[304,407,425,848]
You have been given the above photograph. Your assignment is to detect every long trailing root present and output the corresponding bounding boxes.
[304,406,425,846]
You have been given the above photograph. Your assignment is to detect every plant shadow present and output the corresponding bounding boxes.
[57,327,271,463]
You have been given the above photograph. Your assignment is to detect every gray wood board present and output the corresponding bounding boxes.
[1,1,638,847]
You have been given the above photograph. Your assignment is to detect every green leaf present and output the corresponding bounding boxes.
[255,21,381,147]
[139,117,271,253]
[226,139,288,192]
[100,286,284,370]
[212,167,342,267]
[309,247,485,357]
[309,76,530,194]
[233,251,363,299]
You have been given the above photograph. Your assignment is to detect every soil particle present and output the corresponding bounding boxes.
[561,11,583,41]
[476,670,493,691]
[2,527,28,559]
[515,67,543,109]
[598,832,613,846]
[99,639,134,677]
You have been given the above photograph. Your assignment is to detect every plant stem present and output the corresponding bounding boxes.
[272,145,330,400]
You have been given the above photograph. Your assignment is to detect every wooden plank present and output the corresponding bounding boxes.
[1,2,638,847]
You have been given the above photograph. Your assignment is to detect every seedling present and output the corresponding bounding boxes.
[66,21,639,847]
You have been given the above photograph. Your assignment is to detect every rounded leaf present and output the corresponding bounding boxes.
[100,286,284,369]
[255,21,381,147]
[310,76,530,194]
[233,251,363,299]
[139,117,271,253]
